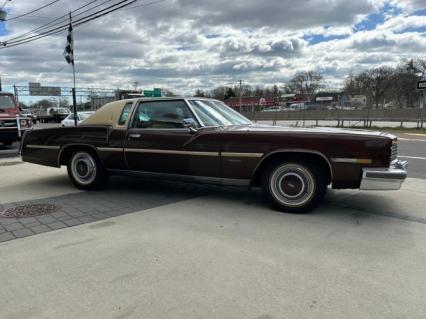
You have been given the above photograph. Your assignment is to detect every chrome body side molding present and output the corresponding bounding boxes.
[26,145,61,150]
[107,169,250,187]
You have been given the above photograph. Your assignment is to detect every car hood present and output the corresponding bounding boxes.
[221,124,396,139]
[0,108,19,118]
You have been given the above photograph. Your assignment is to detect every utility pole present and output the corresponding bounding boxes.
[239,80,243,113]
[0,75,2,91]
[71,13,77,126]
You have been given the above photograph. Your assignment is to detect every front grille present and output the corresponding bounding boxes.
[0,118,17,129]
[390,141,398,162]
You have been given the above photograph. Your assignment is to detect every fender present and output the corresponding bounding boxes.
[251,148,334,181]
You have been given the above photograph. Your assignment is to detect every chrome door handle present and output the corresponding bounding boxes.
[128,134,141,139]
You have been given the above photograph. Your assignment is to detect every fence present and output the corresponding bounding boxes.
[242,108,425,128]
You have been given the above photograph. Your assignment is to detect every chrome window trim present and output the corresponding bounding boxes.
[184,99,205,127]
[128,99,202,130]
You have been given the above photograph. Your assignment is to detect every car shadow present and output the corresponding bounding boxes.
[21,174,424,226]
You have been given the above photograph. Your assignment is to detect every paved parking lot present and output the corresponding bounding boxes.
[0,130,425,318]
[0,160,425,318]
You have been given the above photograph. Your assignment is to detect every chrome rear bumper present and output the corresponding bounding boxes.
[360,160,408,190]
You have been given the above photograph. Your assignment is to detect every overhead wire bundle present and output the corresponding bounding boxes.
[0,0,166,49]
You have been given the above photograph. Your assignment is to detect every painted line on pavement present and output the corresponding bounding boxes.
[399,155,426,160]
[406,133,426,137]
[399,138,426,142]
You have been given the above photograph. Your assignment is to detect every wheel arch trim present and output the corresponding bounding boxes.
[57,144,104,167]
[250,149,333,184]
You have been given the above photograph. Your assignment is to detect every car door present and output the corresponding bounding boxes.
[124,100,220,178]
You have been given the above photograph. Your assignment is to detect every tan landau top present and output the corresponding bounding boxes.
[81,99,136,128]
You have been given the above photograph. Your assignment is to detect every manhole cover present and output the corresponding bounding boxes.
[0,204,59,218]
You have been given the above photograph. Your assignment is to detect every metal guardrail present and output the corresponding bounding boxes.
[242,108,425,128]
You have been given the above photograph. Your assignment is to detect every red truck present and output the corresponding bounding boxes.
[0,92,33,146]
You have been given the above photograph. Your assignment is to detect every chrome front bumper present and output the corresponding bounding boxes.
[360,160,408,190]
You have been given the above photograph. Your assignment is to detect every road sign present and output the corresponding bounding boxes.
[29,82,61,96]
[153,88,162,97]
[417,80,426,90]
[143,88,162,97]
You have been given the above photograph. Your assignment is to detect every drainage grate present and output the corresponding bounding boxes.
[0,204,59,218]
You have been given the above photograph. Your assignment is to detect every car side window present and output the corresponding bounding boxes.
[131,101,197,129]
[118,103,133,126]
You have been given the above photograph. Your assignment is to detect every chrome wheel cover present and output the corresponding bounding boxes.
[71,152,97,185]
[269,163,316,207]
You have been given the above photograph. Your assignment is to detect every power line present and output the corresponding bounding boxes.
[0,0,166,49]
[0,0,150,49]
[0,0,9,11]
[5,0,61,21]
[1,0,135,47]
[4,0,103,42]
[125,0,165,9]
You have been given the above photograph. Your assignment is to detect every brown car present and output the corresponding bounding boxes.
[20,97,407,213]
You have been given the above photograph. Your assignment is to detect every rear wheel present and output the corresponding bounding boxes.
[262,161,327,214]
[67,151,109,190]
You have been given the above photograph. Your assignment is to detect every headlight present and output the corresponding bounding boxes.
[20,119,31,128]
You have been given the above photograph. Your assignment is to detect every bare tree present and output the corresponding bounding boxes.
[351,67,393,109]
[286,70,324,94]
[194,89,205,97]
[389,63,420,108]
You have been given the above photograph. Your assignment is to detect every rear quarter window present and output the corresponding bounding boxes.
[118,103,133,126]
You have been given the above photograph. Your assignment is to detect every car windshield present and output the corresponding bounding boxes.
[188,100,251,127]
[0,95,16,110]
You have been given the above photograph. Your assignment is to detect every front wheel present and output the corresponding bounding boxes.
[262,161,327,214]
[67,151,109,190]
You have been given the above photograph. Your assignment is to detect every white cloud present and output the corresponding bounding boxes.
[0,0,425,94]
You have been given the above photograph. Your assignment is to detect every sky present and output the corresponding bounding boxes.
[0,0,425,96]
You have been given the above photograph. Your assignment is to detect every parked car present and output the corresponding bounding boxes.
[20,97,407,214]
[262,106,285,112]
[20,108,37,122]
[288,103,305,110]
[37,107,71,123]
[61,112,95,127]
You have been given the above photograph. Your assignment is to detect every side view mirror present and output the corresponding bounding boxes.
[182,118,198,133]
